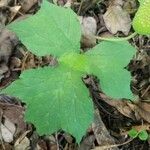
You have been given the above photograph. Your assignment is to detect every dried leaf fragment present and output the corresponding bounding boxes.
[79,16,97,48]
[103,4,131,35]
[1,118,16,143]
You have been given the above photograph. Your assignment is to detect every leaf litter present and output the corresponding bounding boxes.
[103,0,131,35]
[0,0,150,149]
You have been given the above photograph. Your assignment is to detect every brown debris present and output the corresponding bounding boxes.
[103,0,131,35]
[0,28,18,81]
[20,0,38,13]
[79,16,97,49]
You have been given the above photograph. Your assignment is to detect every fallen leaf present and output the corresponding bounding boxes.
[4,117,16,135]
[14,134,30,150]
[103,4,131,35]
[78,16,97,48]
[100,93,150,124]
[1,118,16,143]
[99,93,135,119]
[0,28,18,64]
[134,102,150,123]
[0,101,26,136]
[0,28,18,80]
[92,109,118,149]
[79,135,95,150]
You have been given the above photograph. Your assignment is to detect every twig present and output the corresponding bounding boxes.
[92,138,135,150]
[77,0,84,15]
[141,85,150,98]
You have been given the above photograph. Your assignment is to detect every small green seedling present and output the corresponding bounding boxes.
[128,128,149,141]
[2,0,148,142]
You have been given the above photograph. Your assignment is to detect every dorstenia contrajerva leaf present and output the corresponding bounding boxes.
[2,0,136,142]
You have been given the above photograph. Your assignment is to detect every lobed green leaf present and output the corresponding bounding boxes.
[7,0,81,57]
[2,66,94,143]
[85,41,136,99]
[3,0,136,142]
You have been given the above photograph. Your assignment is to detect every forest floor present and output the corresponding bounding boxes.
[0,0,150,149]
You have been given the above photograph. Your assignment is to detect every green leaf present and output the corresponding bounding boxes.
[59,53,90,73]
[2,66,94,142]
[132,0,150,35]
[85,41,136,99]
[138,130,149,141]
[128,128,138,138]
[3,0,136,143]
[7,0,81,57]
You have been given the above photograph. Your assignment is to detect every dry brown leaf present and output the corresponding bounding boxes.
[78,16,97,48]
[79,135,95,150]
[1,118,16,143]
[0,28,18,64]
[0,28,18,80]
[103,3,131,35]
[100,93,150,124]
[134,102,150,123]
[0,102,26,136]
[14,131,30,150]
[91,109,119,150]
[99,93,136,120]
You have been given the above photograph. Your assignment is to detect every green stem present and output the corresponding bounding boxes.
[95,32,137,41]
